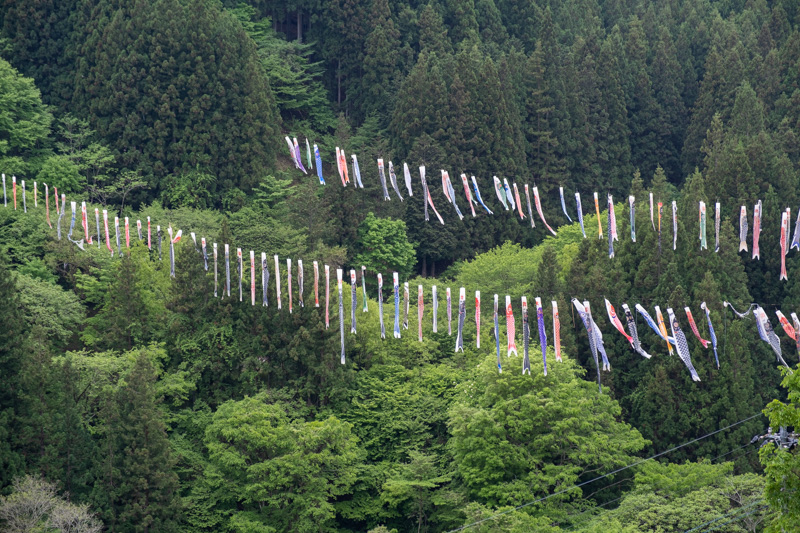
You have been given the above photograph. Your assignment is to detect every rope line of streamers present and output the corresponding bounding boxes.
[446,412,764,532]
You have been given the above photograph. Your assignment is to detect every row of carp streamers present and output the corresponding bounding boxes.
[285,137,800,279]
[2,171,797,388]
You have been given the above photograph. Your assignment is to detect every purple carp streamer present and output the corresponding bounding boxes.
[461,174,476,217]
[237,248,243,301]
[739,206,748,252]
[781,211,788,281]
[700,302,720,368]
[699,201,707,250]
[432,285,438,333]
[672,201,677,250]
[325,265,330,328]
[313,261,319,307]
[513,182,525,220]
[629,196,636,242]
[552,301,562,362]
[657,202,662,258]
[524,185,536,228]
[350,270,357,334]
[503,178,515,211]
[494,176,508,210]
[447,287,452,335]
[225,244,231,297]
[250,251,256,306]
[378,274,386,339]
[44,184,50,228]
[262,253,269,307]
[585,301,610,371]
[572,299,603,393]
[560,187,572,222]
[534,187,557,236]
[684,307,709,348]
[389,161,403,201]
[576,192,586,238]
[471,176,493,214]
[213,243,218,297]
[418,285,424,342]
[377,159,390,200]
[393,273,401,338]
[506,295,517,356]
[622,303,651,359]
[715,202,721,252]
[314,144,325,185]
[293,138,308,174]
[494,295,501,373]
[475,291,481,348]
[403,282,410,330]
[361,265,368,312]
[404,163,414,197]
[275,255,282,309]
[455,288,465,353]
[753,201,762,260]
[338,269,345,365]
[521,297,531,375]
[667,308,702,382]
[536,297,547,376]
[608,201,614,259]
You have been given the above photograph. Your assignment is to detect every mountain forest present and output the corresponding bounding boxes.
[1,0,800,531]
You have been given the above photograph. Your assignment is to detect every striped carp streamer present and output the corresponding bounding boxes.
[21,180,26,212]
[67,201,80,248]
[420,166,430,222]
[521,297,531,375]
[287,258,293,313]
[649,192,655,230]
[114,216,121,257]
[361,266,368,312]
[784,208,791,253]
[534,187,557,236]
[250,251,256,306]
[471,176,493,214]
[12,176,16,209]
[338,269,345,365]
[754,306,791,371]
[635,304,676,350]
[572,299,603,393]
[609,195,618,242]
[418,285,424,342]
[146,216,151,249]
[629,196,636,242]
[621,303,651,359]
[699,201,707,250]
[432,285,438,333]
[169,227,182,278]
[560,187,572,222]
[475,291,481,348]
[224,244,231,297]
[377,159,390,200]
[314,144,325,185]
[506,295,517,356]
[403,162,413,197]
[487,295,498,373]
[33,181,37,207]
[274,255,281,309]
[442,171,463,219]
[56,193,66,240]
[340,148,350,184]
[157,225,163,260]
[125,217,130,249]
[584,301,610,371]
[513,182,525,220]
[102,210,111,254]
[325,265,330,328]
[44,184,51,227]
[700,302,719,368]
[313,261,319,307]
[776,311,796,344]
[657,202,663,256]
[781,210,789,280]
[293,138,307,174]
[655,305,674,356]
[494,176,508,210]
[723,301,756,319]
[137,219,143,242]
[455,288,465,353]
[403,282,410,330]
[389,161,403,200]
[524,185,536,228]
[82,202,92,244]
[605,299,633,348]
[237,248,243,300]
[739,206,748,252]
[306,138,313,170]
[536,297,548,376]
[393,273,401,338]
[503,178,515,211]
[752,200,762,260]
[285,136,301,171]
[672,201,677,250]
[594,192,603,239]
[792,313,800,362]
[459,174,476,217]
[715,202,721,252]
[378,274,386,339]
[96,209,103,248]
[350,270,357,334]
[298,260,304,308]
[552,301,563,362]
[576,192,586,238]
[1,173,5,206]
[262,253,269,306]
[667,308,702,382]
[608,201,614,259]
[213,243,218,297]
[352,154,364,188]
[685,307,709,348]
[460,173,476,217]
[447,287,453,335]
[421,167,445,224]
[201,238,208,270]
[53,186,58,215]
[792,208,800,250]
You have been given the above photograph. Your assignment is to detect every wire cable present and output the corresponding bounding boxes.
[682,499,763,532]
[446,412,764,532]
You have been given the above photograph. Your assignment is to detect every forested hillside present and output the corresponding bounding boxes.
[1,0,800,531]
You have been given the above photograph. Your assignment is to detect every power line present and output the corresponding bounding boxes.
[682,499,764,532]
[446,412,764,532]
[703,507,773,533]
